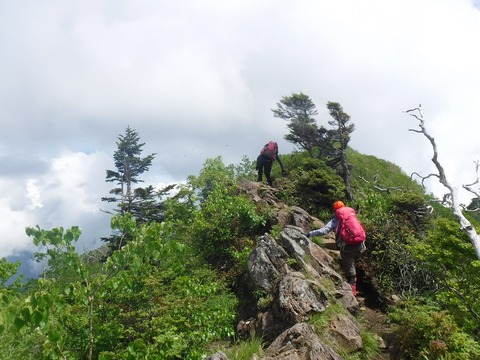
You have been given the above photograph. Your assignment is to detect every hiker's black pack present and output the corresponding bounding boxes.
[260,141,278,161]
[335,207,366,245]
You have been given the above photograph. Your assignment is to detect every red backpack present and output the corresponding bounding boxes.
[335,207,366,245]
[260,141,278,160]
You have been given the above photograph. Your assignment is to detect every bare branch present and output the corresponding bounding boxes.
[406,105,480,260]
[463,160,480,199]
[463,161,480,187]
[358,175,403,193]
[414,205,434,218]
[410,172,440,187]
[408,128,423,133]
[100,208,114,215]
[462,162,480,212]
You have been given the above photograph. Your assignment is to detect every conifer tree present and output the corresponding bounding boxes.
[325,102,354,200]
[272,92,324,157]
[273,93,355,200]
[102,126,172,249]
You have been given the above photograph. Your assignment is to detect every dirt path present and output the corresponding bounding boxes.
[357,295,398,360]
[322,237,399,359]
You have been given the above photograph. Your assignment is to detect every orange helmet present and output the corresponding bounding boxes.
[333,201,345,211]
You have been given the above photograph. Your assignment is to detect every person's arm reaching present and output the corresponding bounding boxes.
[306,218,337,237]
[276,153,286,174]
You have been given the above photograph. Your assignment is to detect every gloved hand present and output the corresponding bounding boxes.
[305,232,311,238]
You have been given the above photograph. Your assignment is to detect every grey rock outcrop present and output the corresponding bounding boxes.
[263,323,344,360]
[243,224,363,358]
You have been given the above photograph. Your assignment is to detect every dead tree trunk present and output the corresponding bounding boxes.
[406,105,480,260]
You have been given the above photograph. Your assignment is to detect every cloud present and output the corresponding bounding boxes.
[25,179,43,210]
[0,150,113,258]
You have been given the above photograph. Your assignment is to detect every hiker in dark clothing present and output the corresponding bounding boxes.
[305,201,366,296]
[256,141,286,186]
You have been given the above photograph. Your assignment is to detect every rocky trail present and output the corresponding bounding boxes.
[213,181,403,360]
[357,295,397,359]
[323,236,399,359]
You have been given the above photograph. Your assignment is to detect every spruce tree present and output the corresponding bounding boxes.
[102,126,172,249]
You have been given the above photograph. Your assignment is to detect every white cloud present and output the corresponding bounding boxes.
[0,150,113,258]
[25,179,43,210]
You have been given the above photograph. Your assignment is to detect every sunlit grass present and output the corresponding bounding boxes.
[222,338,264,360]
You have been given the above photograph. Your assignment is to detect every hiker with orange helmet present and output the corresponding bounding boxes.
[305,200,366,296]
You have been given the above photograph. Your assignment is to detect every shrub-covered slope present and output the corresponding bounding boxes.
[0,150,479,359]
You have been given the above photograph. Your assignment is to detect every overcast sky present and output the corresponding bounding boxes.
[1,0,480,273]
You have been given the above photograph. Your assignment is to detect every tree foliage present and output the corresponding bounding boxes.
[0,213,238,359]
[0,258,22,290]
[389,301,480,359]
[325,102,354,200]
[102,126,156,214]
[184,157,268,271]
[286,155,345,214]
[101,126,175,250]
[273,94,356,200]
[409,217,480,331]
[272,92,322,157]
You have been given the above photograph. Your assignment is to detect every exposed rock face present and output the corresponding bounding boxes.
[263,323,344,360]
[277,271,327,324]
[218,181,365,359]
[244,225,361,338]
[248,233,290,293]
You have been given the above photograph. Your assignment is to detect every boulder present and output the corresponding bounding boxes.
[328,314,363,353]
[263,323,343,360]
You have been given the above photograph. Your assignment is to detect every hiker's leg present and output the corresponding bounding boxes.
[257,166,263,182]
[341,251,357,295]
[256,156,263,182]
[341,251,356,280]
[342,244,365,278]
[264,161,273,186]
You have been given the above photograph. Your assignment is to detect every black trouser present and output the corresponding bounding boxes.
[256,155,273,186]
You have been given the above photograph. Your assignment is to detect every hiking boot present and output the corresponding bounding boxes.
[351,284,357,296]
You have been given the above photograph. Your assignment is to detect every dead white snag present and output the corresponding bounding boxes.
[462,160,480,211]
[405,105,480,260]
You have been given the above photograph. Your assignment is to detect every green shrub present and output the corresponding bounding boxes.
[289,157,345,214]
[408,217,480,333]
[389,302,480,359]
[190,184,267,269]
[358,196,434,296]
[185,157,268,271]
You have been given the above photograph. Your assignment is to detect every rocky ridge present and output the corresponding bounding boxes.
[208,180,392,360]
